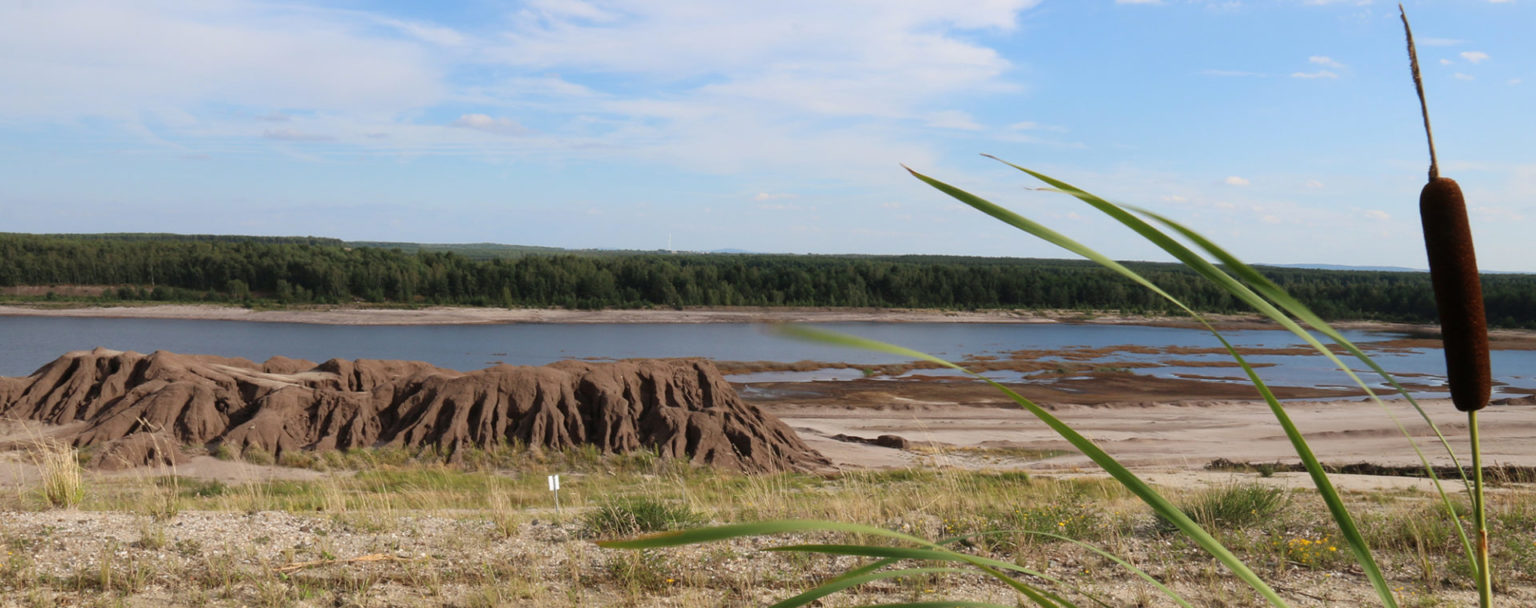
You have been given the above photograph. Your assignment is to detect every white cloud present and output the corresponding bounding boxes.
[1260,215,1281,224]
[1305,179,1324,189]
[450,113,530,136]
[1115,0,1163,4]
[1160,194,1188,203]
[1460,51,1490,64]
[1308,56,1345,69]
[1291,70,1339,79]
[926,110,982,130]
[0,2,443,120]
[1455,73,1476,81]
[1440,59,1453,66]
[1510,78,1524,86]
[1364,209,1390,221]
[1224,176,1250,186]
[0,0,1043,188]
[754,192,799,201]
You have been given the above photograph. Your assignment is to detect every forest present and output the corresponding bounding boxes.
[3,233,1534,328]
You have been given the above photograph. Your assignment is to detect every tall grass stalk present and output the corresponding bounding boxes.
[30,438,84,509]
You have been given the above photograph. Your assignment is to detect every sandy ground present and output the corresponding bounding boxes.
[752,376,1536,492]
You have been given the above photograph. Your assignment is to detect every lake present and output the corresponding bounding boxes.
[2,316,1533,396]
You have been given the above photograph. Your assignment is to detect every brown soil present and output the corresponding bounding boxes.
[0,349,827,473]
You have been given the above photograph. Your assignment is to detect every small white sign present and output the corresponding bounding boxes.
[548,474,560,491]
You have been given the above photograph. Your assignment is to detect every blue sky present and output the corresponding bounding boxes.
[3,1,1533,271]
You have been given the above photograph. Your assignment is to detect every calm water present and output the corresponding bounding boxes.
[2,316,1533,395]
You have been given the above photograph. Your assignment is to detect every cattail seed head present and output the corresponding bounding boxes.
[1419,177,1491,412]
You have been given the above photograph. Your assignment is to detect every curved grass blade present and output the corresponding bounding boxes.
[1134,205,1478,571]
[846,602,1014,608]
[778,325,1293,608]
[1013,530,1195,608]
[600,519,1064,605]
[764,544,1069,607]
[767,567,971,608]
[928,161,1400,607]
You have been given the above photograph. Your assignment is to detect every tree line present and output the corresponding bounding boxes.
[2,233,1533,327]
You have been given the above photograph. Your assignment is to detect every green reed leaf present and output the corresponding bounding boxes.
[948,159,1401,607]
[780,325,1289,608]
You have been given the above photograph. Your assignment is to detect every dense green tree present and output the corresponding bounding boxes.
[2,233,1534,327]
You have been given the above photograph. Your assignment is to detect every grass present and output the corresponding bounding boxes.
[30,438,84,509]
[1162,482,1290,534]
[0,446,1532,606]
[582,497,703,538]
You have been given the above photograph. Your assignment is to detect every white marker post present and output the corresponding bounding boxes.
[548,474,561,514]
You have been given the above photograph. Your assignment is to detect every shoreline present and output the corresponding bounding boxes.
[0,302,1449,331]
[8,302,1536,347]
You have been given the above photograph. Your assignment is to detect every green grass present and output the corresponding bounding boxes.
[1162,483,1291,534]
[583,498,704,538]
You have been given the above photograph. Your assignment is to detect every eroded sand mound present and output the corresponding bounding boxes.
[0,348,828,472]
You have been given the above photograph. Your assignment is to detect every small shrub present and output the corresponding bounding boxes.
[242,446,274,466]
[277,450,318,469]
[583,497,701,538]
[1160,483,1288,534]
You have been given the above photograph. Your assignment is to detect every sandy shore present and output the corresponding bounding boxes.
[10,303,1536,346]
[0,303,1179,325]
[0,302,1435,328]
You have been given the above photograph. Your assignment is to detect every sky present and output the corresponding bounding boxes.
[2,1,1534,271]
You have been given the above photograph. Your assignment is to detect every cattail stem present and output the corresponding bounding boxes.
[1470,410,1492,608]
[1400,4,1439,181]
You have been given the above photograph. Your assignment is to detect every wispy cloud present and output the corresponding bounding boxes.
[1309,56,1345,69]
[1291,70,1339,79]
[753,192,799,201]
[1224,176,1250,186]
[1460,51,1490,64]
[1008,121,1068,132]
[450,113,530,136]
[926,110,982,131]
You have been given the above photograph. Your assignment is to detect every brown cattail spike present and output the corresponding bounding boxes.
[1419,177,1491,412]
